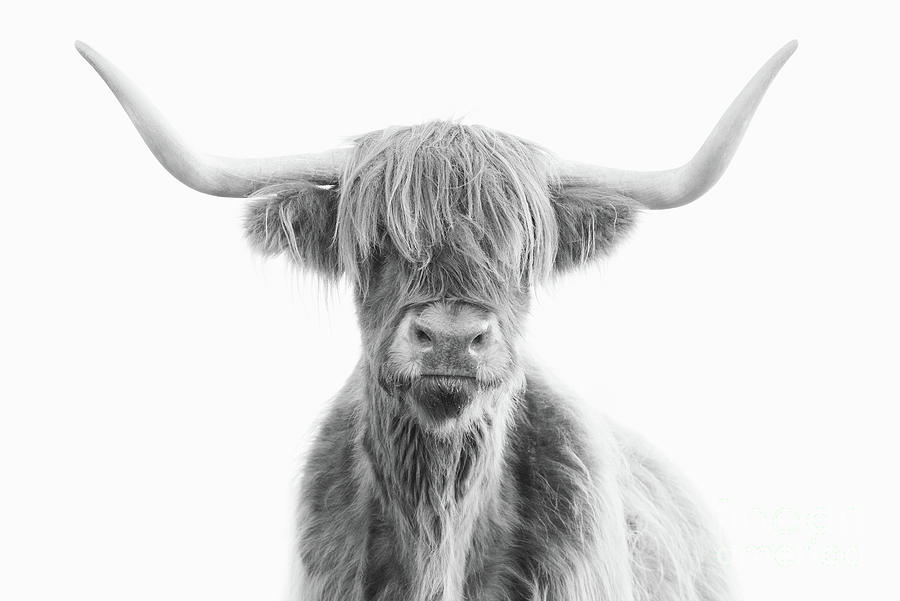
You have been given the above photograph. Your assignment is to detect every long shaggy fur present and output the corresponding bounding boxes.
[240,120,727,601]
[338,121,558,292]
[244,181,342,279]
[243,121,641,287]
[295,366,729,601]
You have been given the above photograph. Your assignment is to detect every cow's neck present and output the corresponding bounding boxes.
[359,374,518,599]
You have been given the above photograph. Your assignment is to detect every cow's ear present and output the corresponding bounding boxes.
[550,182,642,273]
[244,182,342,278]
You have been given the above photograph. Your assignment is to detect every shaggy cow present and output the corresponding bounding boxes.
[78,41,796,601]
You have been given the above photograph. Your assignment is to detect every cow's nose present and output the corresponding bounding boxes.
[411,322,490,354]
[409,312,495,375]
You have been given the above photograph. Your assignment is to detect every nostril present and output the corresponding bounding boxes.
[414,326,432,346]
[469,331,487,351]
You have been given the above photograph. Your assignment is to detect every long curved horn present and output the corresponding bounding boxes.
[75,41,348,197]
[559,40,797,209]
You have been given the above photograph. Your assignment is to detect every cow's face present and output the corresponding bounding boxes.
[340,122,550,433]
[355,249,529,433]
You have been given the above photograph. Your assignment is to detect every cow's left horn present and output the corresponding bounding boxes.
[559,40,797,209]
[76,41,347,197]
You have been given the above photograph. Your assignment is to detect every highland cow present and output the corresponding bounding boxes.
[78,40,797,601]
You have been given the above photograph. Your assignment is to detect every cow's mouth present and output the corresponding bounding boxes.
[408,375,478,423]
[419,373,477,382]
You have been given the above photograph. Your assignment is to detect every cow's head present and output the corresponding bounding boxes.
[77,41,796,433]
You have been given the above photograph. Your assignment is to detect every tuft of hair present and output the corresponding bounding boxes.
[337,121,558,293]
[244,181,342,280]
[550,184,641,274]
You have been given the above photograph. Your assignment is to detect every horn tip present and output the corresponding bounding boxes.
[74,40,100,67]
[778,39,799,61]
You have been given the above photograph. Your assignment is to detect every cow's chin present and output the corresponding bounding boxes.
[377,364,521,435]
[406,376,480,432]
[377,371,487,435]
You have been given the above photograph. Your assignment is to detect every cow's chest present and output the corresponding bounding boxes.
[359,504,516,601]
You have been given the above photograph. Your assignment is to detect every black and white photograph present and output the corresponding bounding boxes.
[2,2,896,600]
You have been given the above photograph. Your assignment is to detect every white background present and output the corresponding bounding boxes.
[2,1,897,600]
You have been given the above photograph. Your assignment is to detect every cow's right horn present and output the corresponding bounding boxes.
[76,41,348,197]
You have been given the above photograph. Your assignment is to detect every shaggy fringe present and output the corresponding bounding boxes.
[337,121,559,294]
[244,121,642,298]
